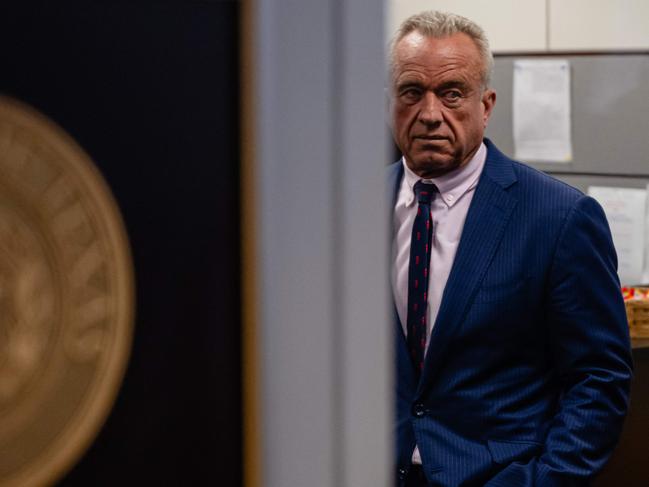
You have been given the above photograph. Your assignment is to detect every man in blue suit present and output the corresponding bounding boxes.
[389,11,632,486]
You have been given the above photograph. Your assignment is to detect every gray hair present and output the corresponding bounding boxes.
[390,11,494,89]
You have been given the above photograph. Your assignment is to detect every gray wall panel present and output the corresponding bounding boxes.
[550,174,649,194]
[487,54,649,177]
[255,0,389,486]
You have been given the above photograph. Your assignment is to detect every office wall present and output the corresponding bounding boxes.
[388,0,649,52]
[387,0,546,51]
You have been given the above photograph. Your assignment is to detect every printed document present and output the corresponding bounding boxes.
[513,59,572,163]
[587,186,646,285]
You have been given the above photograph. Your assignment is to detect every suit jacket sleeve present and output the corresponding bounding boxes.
[514,194,632,486]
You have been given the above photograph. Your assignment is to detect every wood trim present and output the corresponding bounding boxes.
[240,0,261,485]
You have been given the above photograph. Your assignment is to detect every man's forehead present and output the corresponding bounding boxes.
[394,31,481,64]
[392,31,483,83]
[396,30,431,51]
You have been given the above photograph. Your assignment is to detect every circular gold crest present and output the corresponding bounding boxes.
[0,96,134,486]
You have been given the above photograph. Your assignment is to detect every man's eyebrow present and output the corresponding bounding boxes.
[436,80,468,91]
[395,79,470,92]
[395,80,425,91]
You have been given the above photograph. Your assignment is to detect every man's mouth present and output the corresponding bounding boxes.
[414,135,448,141]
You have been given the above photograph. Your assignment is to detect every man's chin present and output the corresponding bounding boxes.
[408,155,457,178]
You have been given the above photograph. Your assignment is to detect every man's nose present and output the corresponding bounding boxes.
[418,92,442,127]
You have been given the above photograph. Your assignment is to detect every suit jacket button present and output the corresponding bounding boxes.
[412,403,426,417]
[397,467,408,480]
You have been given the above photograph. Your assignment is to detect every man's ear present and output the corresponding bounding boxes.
[481,89,496,128]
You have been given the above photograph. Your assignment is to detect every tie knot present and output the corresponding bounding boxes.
[414,181,436,204]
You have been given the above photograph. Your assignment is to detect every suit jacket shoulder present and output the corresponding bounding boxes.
[482,138,582,208]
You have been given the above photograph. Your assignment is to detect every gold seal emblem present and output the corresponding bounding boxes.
[0,96,134,486]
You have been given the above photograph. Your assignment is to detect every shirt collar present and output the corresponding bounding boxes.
[401,142,487,208]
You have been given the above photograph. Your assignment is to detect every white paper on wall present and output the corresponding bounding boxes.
[513,59,573,163]
[587,186,647,285]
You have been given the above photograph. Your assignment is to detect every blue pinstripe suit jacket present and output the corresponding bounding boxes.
[392,139,633,486]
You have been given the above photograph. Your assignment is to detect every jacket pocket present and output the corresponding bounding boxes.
[487,439,542,465]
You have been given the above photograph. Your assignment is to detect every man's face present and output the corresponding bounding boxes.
[390,31,496,178]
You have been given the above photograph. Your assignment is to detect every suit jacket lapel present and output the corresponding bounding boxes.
[416,141,519,396]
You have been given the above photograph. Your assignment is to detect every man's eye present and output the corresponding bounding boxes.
[400,89,422,101]
[443,90,462,101]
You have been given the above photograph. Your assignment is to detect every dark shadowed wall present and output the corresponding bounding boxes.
[0,1,241,485]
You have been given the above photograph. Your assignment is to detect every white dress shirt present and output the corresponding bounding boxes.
[391,142,487,464]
